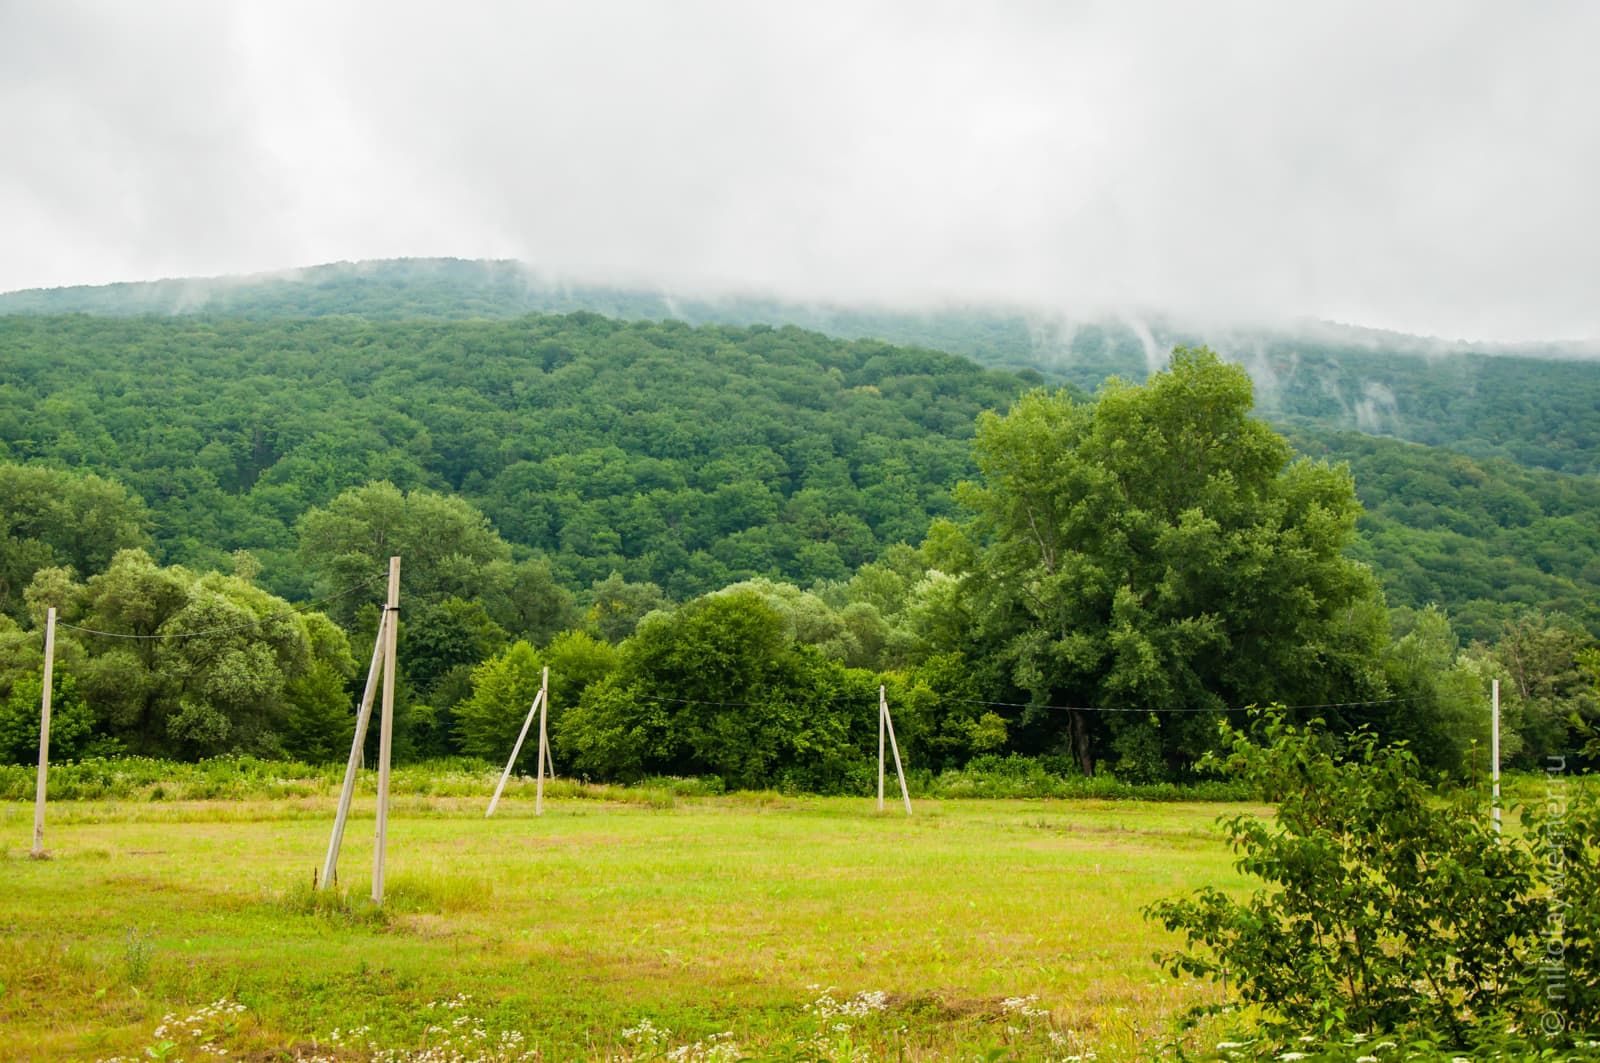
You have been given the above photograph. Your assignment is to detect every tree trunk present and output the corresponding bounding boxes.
[1070,709,1094,777]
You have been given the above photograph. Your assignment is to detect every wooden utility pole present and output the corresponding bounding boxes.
[32,608,56,858]
[1491,678,1502,835]
[878,683,886,811]
[535,666,550,816]
[373,556,400,903]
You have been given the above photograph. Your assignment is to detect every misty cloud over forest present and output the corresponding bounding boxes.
[3,1,1599,342]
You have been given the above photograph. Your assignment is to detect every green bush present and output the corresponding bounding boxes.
[0,671,95,764]
[1146,709,1597,1053]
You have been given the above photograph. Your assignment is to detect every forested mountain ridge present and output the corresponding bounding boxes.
[2,310,1597,642]
[6,257,1598,475]
[5,316,1597,778]
[1290,430,1600,637]
[0,312,1040,602]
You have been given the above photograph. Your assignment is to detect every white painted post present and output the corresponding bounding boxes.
[1491,678,1501,836]
[878,685,886,812]
[536,666,549,816]
[32,608,56,858]
[487,687,544,817]
[320,609,389,889]
[373,556,400,904]
[881,686,912,815]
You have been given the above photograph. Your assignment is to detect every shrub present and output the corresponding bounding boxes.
[1145,709,1597,1052]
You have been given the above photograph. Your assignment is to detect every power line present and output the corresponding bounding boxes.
[943,696,1216,714]
[1275,693,1478,711]
[635,689,1482,715]
[53,571,388,641]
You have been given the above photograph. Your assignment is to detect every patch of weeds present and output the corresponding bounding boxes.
[621,776,729,809]
[276,882,390,929]
[122,925,154,986]
[611,986,898,1063]
[995,994,1091,1061]
[1185,1029,1600,1061]
[796,985,893,1063]
[384,871,493,914]
[642,786,677,810]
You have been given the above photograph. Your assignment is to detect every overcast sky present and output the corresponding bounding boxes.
[3,1,1598,341]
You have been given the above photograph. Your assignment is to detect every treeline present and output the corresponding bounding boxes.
[3,351,1594,787]
[7,257,1598,475]
[3,311,1598,642]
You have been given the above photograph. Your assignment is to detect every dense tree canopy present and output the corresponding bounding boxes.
[2,550,355,763]
[0,463,151,622]
[8,257,1595,476]
[0,313,1029,600]
[0,301,1593,782]
[2,311,1596,638]
[960,349,1388,774]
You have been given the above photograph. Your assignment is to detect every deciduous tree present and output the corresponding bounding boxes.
[960,348,1387,775]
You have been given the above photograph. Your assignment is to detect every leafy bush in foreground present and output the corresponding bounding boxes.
[1146,710,1597,1054]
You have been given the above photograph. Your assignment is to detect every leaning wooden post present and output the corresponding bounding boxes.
[1491,678,1502,836]
[881,685,912,816]
[487,687,543,817]
[877,684,887,812]
[32,607,56,858]
[535,666,550,816]
[320,608,389,890]
[372,556,400,904]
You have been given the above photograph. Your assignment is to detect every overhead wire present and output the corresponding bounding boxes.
[52,570,389,641]
[636,689,1481,715]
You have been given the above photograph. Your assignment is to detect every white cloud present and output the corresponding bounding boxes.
[2,0,1598,341]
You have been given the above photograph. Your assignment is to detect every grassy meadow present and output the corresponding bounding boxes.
[1,776,1259,1062]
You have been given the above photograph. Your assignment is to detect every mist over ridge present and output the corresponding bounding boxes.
[5,256,1598,479]
[8,255,1599,356]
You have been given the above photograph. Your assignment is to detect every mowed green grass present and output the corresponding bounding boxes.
[0,792,1258,1060]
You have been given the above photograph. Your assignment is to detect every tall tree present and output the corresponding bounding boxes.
[295,481,514,624]
[960,347,1387,775]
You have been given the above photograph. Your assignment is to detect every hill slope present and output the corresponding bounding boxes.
[0,312,1037,600]
[2,310,1597,639]
[6,257,1599,475]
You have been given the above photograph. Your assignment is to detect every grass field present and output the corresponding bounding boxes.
[1,784,1261,1062]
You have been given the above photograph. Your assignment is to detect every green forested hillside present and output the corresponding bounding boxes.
[6,257,1597,475]
[0,313,1040,601]
[4,322,1595,780]
[1292,430,1600,639]
[3,311,1596,643]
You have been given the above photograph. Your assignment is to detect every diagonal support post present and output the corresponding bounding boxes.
[320,605,390,890]
[879,685,912,815]
[488,685,545,817]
